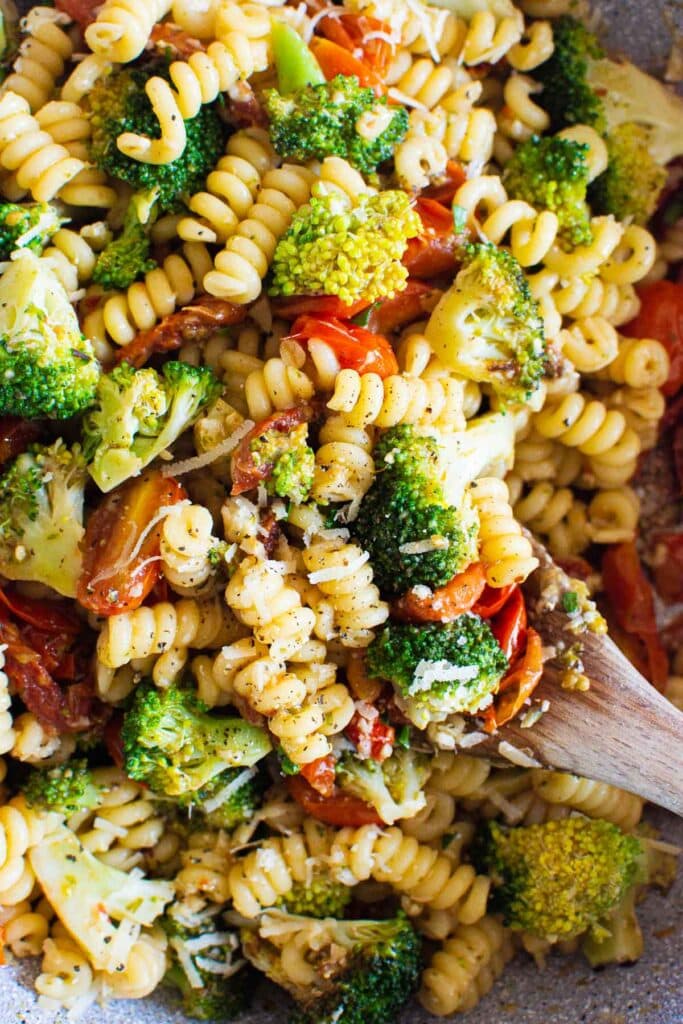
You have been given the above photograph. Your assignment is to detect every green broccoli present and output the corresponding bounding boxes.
[242,910,422,1024]
[250,421,315,504]
[0,439,87,597]
[531,15,606,132]
[425,242,546,405]
[92,193,157,290]
[279,875,352,919]
[0,202,62,259]
[265,75,408,176]
[24,758,102,818]
[475,818,643,943]
[589,123,668,225]
[178,766,264,831]
[0,251,100,419]
[503,135,592,247]
[122,681,272,797]
[164,900,250,1020]
[88,66,227,212]
[367,617,508,728]
[82,360,221,493]
[350,424,480,595]
[336,748,431,825]
[269,191,421,306]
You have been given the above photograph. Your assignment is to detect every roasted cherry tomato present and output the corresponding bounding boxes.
[423,161,467,205]
[287,316,398,378]
[366,280,441,335]
[0,417,42,467]
[286,775,382,826]
[393,563,487,623]
[482,628,543,732]
[149,22,205,56]
[273,295,370,320]
[623,280,683,396]
[345,708,395,762]
[315,12,395,73]
[55,0,98,26]
[472,584,516,618]
[653,531,683,603]
[231,403,321,496]
[300,755,336,798]
[402,198,462,278]
[489,587,527,662]
[77,471,187,616]
[0,615,70,732]
[310,37,385,92]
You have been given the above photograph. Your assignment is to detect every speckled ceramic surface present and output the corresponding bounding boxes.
[2,1,682,1021]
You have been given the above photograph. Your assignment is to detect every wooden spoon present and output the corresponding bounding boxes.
[467,537,683,816]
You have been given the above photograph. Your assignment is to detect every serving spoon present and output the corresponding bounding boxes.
[466,537,683,816]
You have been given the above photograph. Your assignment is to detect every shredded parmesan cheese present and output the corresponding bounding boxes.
[162,420,254,477]
[308,549,369,584]
[398,536,449,555]
[497,741,542,768]
[458,730,488,748]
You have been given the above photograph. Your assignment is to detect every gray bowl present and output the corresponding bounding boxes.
[3,1,683,1021]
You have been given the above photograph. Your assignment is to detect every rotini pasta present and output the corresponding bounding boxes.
[419,916,515,1016]
[530,770,644,830]
[1,8,74,113]
[85,0,173,62]
[160,503,219,595]
[0,91,85,201]
[469,477,539,587]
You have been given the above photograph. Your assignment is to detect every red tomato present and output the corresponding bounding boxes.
[149,23,205,56]
[472,584,516,618]
[653,531,683,603]
[0,587,80,636]
[77,471,186,616]
[402,198,462,278]
[0,616,69,732]
[273,295,370,320]
[55,0,98,27]
[286,775,382,826]
[553,556,594,582]
[423,161,467,205]
[623,281,683,396]
[489,587,527,662]
[315,12,395,73]
[393,563,487,623]
[0,417,42,467]
[345,708,395,762]
[300,755,336,798]
[482,628,543,733]
[231,404,321,496]
[366,280,441,336]
[309,37,385,93]
[287,316,398,378]
[104,714,125,769]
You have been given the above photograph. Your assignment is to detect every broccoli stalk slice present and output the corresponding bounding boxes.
[30,824,174,973]
[122,682,272,797]
[0,201,62,259]
[272,20,325,92]
[24,759,102,817]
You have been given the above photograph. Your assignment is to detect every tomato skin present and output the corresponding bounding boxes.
[287,316,398,378]
[366,280,441,336]
[309,37,385,93]
[472,584,516,618]
[653,531,683,603]
[315,12,395,73]
[490,588,527,662]
[393,563,487,623]
[231,404,321,496]
[345,709,395,762]
[273,295,370,320]
[0,417,42,467]
[77,471,186,616]
[300,755,336,798]
[482,628,543,733]
[623,281,683,396]
[55,0,98,27]
[423,161,467,205]
[286,775,382,826]
[402,199,462,278]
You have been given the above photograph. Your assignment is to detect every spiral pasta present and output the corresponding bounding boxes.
[429,752,493,799]
[36,928,98,1014]
[0,650,14,757]
[243,356,315,421]
[85,0,173,63]
[34,99,117,208]
[469,476,539,587]
[0,91,85,202]
[101,928,168,999]
[160,503,219,595]
[327,366,470,431]
[1,8,74,113]
[226,555,317,660]
[311,416,376,506]
[601,335,670,389]
[419,916,515,1016]
[0,796,59,907]
[10,712,75,766]
[530,770,644,830]
[0,898,50,958]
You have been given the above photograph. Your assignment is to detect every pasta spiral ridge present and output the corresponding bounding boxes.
[0,91,85,202]
[85,0,173,63]
[530,770,644,831]
[243,356,315,421]
[0,899,50,958]
[225,555,316,660]
[34,99,117,208]
[430,752,493,798]
[419,916,515,1016]
[0,796,59,907]
[469,477,539,587]
[160,503,219,596]
[0,649,15,757]
[311,415,376,506]
[1,8,74,113]
[328,367,469,431]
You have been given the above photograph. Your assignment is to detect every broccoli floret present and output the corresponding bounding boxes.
[164,901,249,1020]
[122,681,272,797]
[0,202,62,259]
[425,242,546,405]
[0,251,100,419]
[178,766,264,831]
[88,67,227,212]
[250,421,315,504]
[0,439,87,597]
[30,822,174,973]
[265,75,408,176]
[336,748,431,825]
[82,360,221,493]
[589,124,667,226]
[269,191,421,306]
[24,758,102,817]
[503,135,592,248]
[350,425,480,595]
[242,911,421,1024]
[533,15,683,164]
[475,818,643,943]
[92,193,157,290]
[367,617,507,728]
[279,875,352,919]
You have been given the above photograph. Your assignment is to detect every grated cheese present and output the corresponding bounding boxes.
[92,816,127,839]
[308,549,369,584]
[412,659,479,692]
[497,741,542,768]
[87,501,189,588]
[458,730,488,747]
[162,420,254,477]
[399,536,449,555]
[201,768,256,814]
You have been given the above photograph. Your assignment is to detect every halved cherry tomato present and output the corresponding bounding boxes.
[0,615,70,732]
[273,295,370,320]
[472,584,516,618]
[300,754,336,798]
[623,281,683,396]
[315,12,395,74]
[345,708,395,762]
[402,198,462,278]
[393,563,487,623]
[149,23,205,56]
[77,471,187,616]
[423,161,467,205]
[287,316,398,378]
[0,417,42,467]
[309,37,385,92]
[0,588,80,636]
[55,0,98,27]
[653,531,683,603]
[553,556,594,582]
[490,587,527,662]
[366,280,440,335]
[231,404,321,496]
[482,628,543,733]
[602,542,669,690]
[286,775,382,826]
